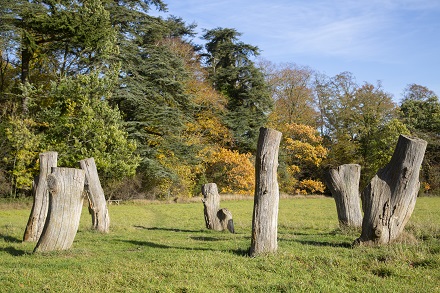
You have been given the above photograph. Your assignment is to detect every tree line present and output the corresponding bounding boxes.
[0,0,439,199]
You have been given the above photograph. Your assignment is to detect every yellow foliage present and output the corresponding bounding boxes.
[299,179,326,194]
[205,148,255,195]
[155,150,200,198]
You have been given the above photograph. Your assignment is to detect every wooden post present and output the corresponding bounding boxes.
[201,183,221,230]
[201,183,235,233]
[34,167,85,252]
[79,158,110,233]
[250,127,282,257]
[355,135,427,246]
[325,164,363,228]
[23,152,58,242]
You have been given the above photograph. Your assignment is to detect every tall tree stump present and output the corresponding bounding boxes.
[201,183,234,233]
[23,151,58,242]
[34,167,85,252]
[79,157,110,233]
[325,164,363,228]
[202,183,221,230]
[250,127,282,257]
[355,135,427,246]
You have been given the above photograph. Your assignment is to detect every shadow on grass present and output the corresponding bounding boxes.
[190,236,223,241]
[294,239,353,248]
[134,226,205,233]
[121,239,214,251]
[0,234,22,243]
[1,246,27,256]
[121,239,252,257]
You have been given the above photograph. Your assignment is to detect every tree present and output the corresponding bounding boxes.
[109,13,203,198]
[400,84,440,194]
[201,28,273,153]
[315,72,408,187]
[262,61,318,127]
[272,122,327,195]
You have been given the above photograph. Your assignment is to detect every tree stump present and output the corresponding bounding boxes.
[250,127,282,257]
[217,208,235,233]
[355,135,427,246]
[325,164,363,228]
[79,157,110,233]
[23,151,58,242]
[201,183,234,233]
[34,167,85,252]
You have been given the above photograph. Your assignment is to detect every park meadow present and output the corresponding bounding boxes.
[1,196,440,292]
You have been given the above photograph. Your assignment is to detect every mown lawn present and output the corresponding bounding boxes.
[1,196,440,292]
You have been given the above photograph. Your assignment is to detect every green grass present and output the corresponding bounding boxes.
[1,197,440,292]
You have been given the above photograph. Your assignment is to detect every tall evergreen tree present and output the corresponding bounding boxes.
[201,28,273,153]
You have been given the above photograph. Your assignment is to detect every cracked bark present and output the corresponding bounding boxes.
[250,127,282,256]
[354,135,427,246]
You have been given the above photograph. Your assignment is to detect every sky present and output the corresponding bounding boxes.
[152,0,440,103]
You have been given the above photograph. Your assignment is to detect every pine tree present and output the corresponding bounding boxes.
[201,28,273,153]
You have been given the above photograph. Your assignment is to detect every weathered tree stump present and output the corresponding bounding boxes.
[23,151,58,242]
[79,157,110,233]
[202,183,221,230]
[217,208,235,233]
[325,164,363,228]
[201,183,235,233]
[34,167,85,252]
[250,127,282,257]
[354,135,427,246]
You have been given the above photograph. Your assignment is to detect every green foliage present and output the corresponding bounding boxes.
[27,73,140,182]
[316,73,407,187]
[2,115,41,194]
[1,197,440,291]
[400,84,440,193]
[202,28,273,153]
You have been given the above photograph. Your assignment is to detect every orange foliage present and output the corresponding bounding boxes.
[204,148,255,195]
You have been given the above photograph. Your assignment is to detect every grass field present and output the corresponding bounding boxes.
[1,196,440,292]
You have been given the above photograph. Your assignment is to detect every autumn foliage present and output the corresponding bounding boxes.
[204,148,255,195]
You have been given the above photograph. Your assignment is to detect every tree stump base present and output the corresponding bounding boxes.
[201,183,234,233]
[355,135,427,246]
[34,167,86,252]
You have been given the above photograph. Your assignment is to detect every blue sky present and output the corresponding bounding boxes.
[153,0,440,103]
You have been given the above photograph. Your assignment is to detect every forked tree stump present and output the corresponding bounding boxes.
[250,127,282,257]
[325,164,363,228]
[79,158,110,233]
[201,183,234,233]
[355,135,427,246]
[34,167,85,252]
[23,152,58,242]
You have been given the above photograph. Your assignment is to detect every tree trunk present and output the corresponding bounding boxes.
[23,152,58,242]
[217,208,235,233]
[355,135,427,246]
[325,164,363,228]
[34,167,85,252]
[201,183,234,233]
[250,127,282,257]
[79,157,110,233]
[201,183,222,230]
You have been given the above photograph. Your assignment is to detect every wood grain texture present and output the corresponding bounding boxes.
[325,164,362,228]
[23,152,58,242]
[355,135,427,245]
[79,157,110,233]
[34,167,85,252]
[250,127,282,256]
